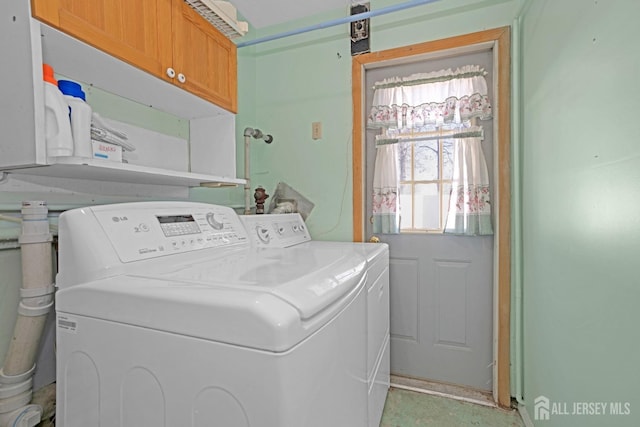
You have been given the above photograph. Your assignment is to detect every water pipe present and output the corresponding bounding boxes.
[0,215,21,225]
[244,131,251,214]
[236,0,442,48]
[0,201,54,427]
[511,0,533,410]
[243,128,273,214]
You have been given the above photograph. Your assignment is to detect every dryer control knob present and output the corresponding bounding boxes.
[257,226,270,244]
[206,212,224,230]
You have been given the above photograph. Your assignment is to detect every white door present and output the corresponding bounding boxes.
[365,49,494,391]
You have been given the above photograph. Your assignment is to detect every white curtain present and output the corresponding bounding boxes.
[372,143,400,234]
[368,65,492,130]
[444,136,493,235]
[369,65,493,235]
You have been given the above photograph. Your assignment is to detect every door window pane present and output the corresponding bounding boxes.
[442,140,454,180]
[414,141,438,181]
[442,182,453,228]
[399,183,413,230]
[397,142,412,181]
[414,183,439,230]
[398,138,453,232]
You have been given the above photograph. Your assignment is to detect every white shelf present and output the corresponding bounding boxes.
[6,157,245,188]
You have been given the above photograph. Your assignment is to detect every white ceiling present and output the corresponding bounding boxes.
[229,0,354,29]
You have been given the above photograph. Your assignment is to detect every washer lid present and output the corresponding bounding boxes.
[155,244,367,320]
[56,245,367,352]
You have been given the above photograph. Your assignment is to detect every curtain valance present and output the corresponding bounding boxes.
[368,65,492,130]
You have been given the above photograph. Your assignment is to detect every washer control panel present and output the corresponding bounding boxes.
[93,204,247,262]
[240,213,311,248]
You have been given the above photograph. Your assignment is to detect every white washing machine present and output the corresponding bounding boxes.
[54,202,384,427]
[241,214,390,427]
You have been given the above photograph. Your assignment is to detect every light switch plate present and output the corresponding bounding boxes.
[312,122,322,140]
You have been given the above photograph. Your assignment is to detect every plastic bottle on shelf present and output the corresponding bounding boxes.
[58,79,93,158]
[42,64,73,157]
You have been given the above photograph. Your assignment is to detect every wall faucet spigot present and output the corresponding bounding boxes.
[244,127,273,143]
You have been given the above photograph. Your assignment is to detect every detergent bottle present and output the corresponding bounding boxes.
[58,79,92,158]
[43,64,73,157]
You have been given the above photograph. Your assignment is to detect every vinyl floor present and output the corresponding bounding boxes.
[380,387,525,427]
[34,381,526,426]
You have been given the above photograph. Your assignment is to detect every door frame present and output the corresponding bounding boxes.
[351,26,511,407]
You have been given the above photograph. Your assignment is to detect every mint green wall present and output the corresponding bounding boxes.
[239,0,521,241]
[83,82,189,140]
[521,0,640,425]
[0,249,22,371]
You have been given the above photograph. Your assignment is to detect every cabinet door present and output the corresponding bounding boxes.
[31,0,173,81]
[171,0,237,113]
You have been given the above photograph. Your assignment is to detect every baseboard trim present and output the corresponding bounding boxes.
[390,375,497,408]
[518,404,535,427]
[390,382,498,408]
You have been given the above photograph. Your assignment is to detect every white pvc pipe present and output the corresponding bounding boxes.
[511,0,532,407]
[0,201,53,427]
[244,134,251,215]
[1,315,49,378]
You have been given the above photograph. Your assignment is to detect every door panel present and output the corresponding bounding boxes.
[366,49,495,391]
[389,257,419,341]
[435,259,471,347]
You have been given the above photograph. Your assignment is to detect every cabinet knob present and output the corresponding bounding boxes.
[166,67,176,78]
[177,73,186,84]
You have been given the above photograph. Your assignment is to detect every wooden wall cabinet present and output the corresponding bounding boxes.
[171,0,237,113]
[31,0,237,113]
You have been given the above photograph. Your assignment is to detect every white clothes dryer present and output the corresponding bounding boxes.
[241,214,390,427]
[55,202,374,427]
